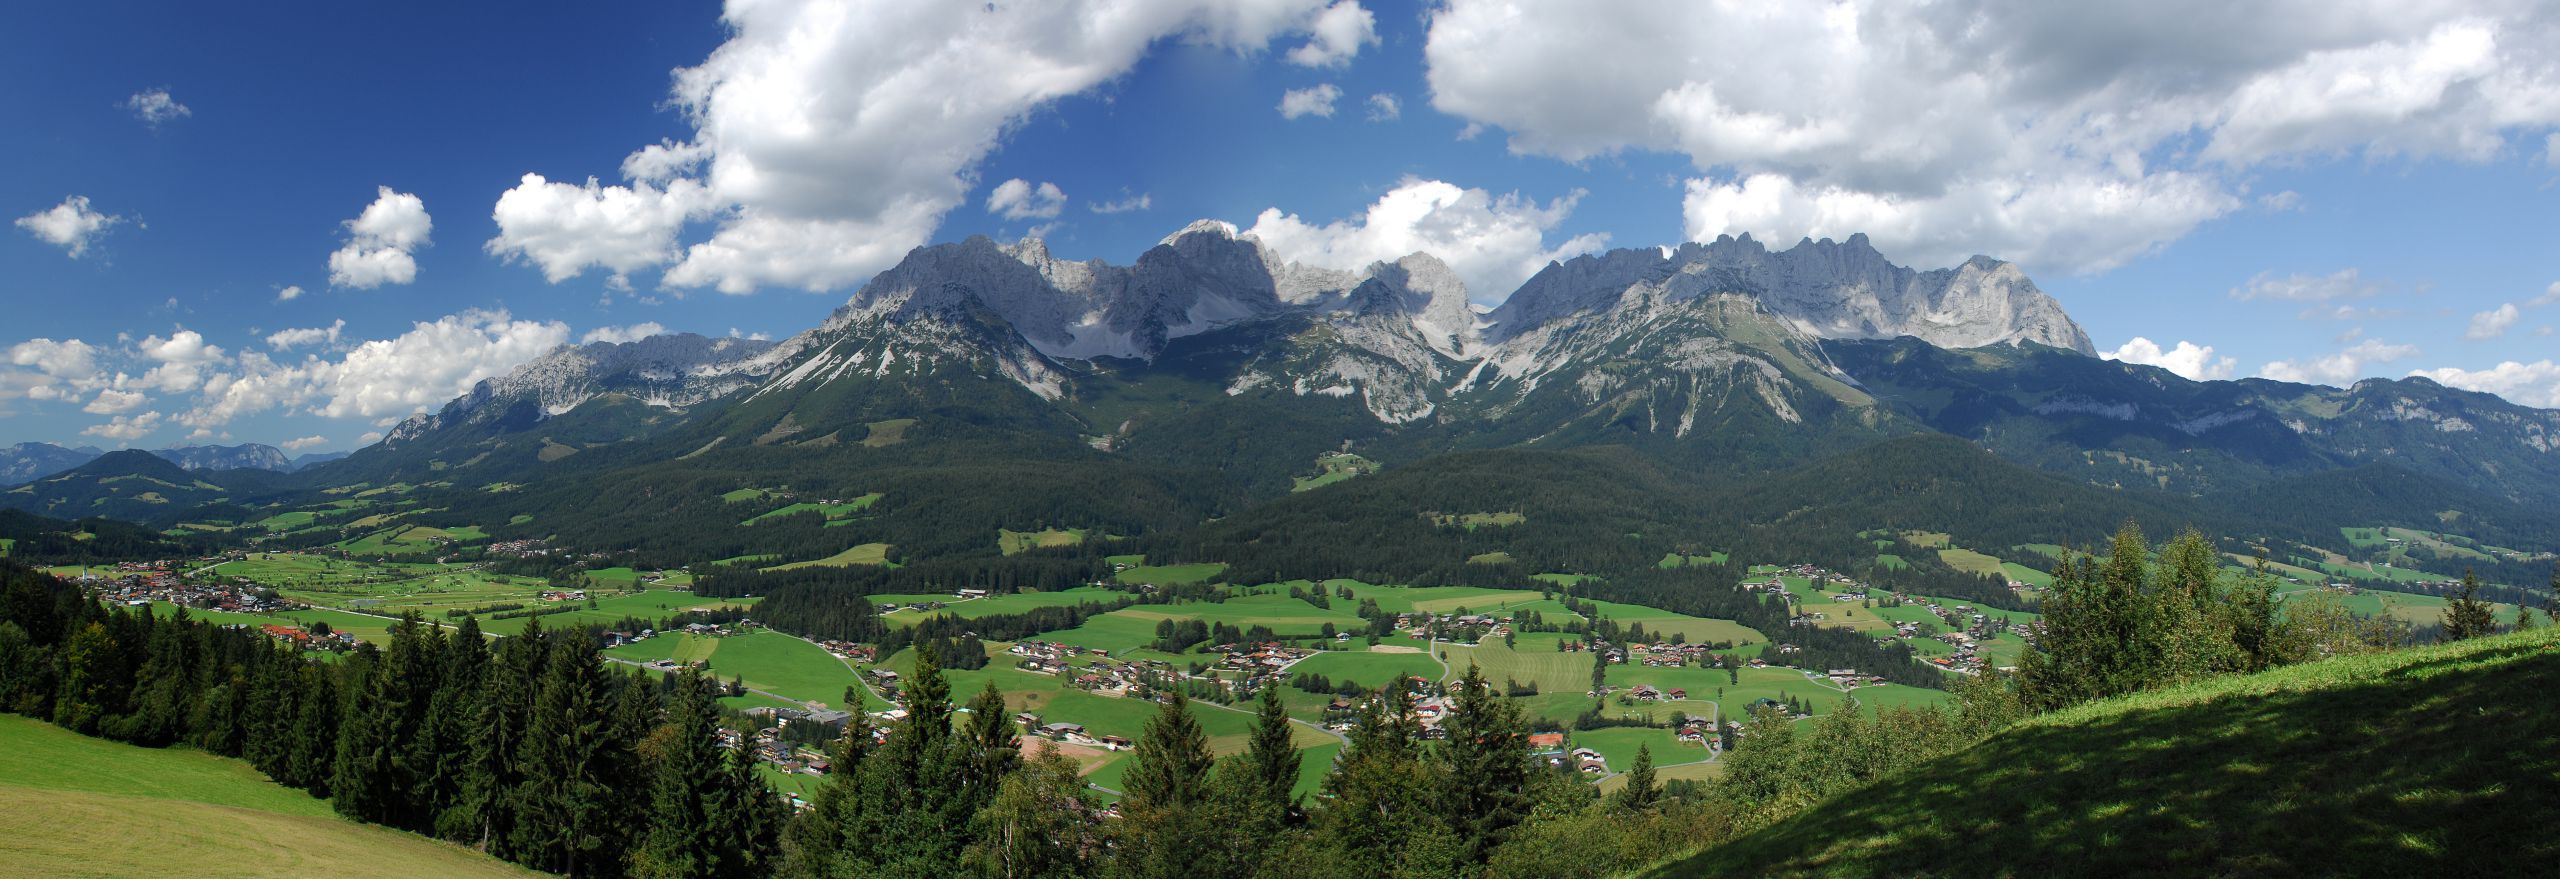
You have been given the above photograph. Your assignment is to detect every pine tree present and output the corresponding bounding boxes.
[783,711,875,878]
[1245,684,1299,817]
[513,631,626,877]
[1610,743,1659,812]
[635,668,735,879]
[1439,662,1530,864]
[422,616,488,837]
[333,615,434,828]
[468,618,549,855]
[1114,692,1215,879]
[959,680,1021,819]
[2444,571,2497,642]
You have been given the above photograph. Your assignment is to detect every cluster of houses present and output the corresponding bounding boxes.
[484,539,554,558]
[1011,714,1133,751]
[85,563,286,615]
[1210,642,1315,677]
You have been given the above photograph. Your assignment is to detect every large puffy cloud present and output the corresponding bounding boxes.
[501,0,1343,295]
[2410,360,2560,408]
[6,338,105,400]
[2101,337,2237,381]
[328,187,432,288]
[1286,1,1377,67]
[2259,337,2422,385]
[133,330,227,394]
[486,174,708,287]
[14,196,123,258]
[181,309,570,430]
[1243,177,1608,300]
[1427,1,2560,273]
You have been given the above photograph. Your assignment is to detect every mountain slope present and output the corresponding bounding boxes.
[1651,627,2560,878]
[0,450,244,521]
[1830,339,2560,501]
[0,715,540,879]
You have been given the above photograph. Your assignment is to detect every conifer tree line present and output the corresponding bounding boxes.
[2013,523,2547,712]
[0,561,781,879]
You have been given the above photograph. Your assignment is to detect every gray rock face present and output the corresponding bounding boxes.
[1490,233,2095,354]
[387,333,777,444]
[151,444,291,472]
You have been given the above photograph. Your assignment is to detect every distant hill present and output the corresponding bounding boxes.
[0,450,239,522]
[0,715,538,879]
[1649,627,2560,878]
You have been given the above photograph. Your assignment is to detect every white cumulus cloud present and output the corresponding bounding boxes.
[1366,92,1401,121]
[1089,193,1152,215]
[279,435,330,452]
[275,285,305,302]
[2410,360,2560,408]
[1279,83,1343,119]
[1243,177,1609,301]
[2530,281,2560,307]
[1287,1,1377,67]
[2259,338,2421,386]
[15,195,124,258]
[265,320,346,350]
[582,322,668,345]
[123,88,191,126]
[82,411,164,442]
[510,0,1341,295]
[2101,337,2236,381]
[487,174,709,288]
[985,179,1068,221]
[83,388,148,415]
[1425,1,2560,274]
[328,187,432,288]
[2465,303,2522,340]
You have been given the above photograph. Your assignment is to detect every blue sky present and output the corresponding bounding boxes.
[6,1,2559,452]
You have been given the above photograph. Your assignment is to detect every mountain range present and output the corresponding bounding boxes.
[5,224,2555,569]
[0,442,344,486]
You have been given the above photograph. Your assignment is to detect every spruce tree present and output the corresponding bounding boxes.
[783,711,875,878]
[635,668,729,879]
[1114,692,1215,879]
[469,618,549,856]
[960,680,1021,819]
[1440,662,1530,864]
[513,631,625,877]
[1245,683,1299,816]
[2444,571,2497,642]
[1610,743,1659,812]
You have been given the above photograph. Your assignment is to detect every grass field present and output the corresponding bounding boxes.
[1935,547,2005,577]
[762,543,892,571]
[881,587,1124,626]
[1578,598,1765,645]
[998,528,1088,555]
[0,715,537,879]
[606,630,863,709]
[740,493,882,526]
[1114,562,1226,585]
[1653,627,2560,879]
[1284,648,1444,689]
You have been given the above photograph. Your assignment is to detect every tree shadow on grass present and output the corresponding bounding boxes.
[1647,639,2560,878]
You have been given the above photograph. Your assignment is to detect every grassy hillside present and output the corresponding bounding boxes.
[1646,627,2560,878]
[0,715,538,879]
